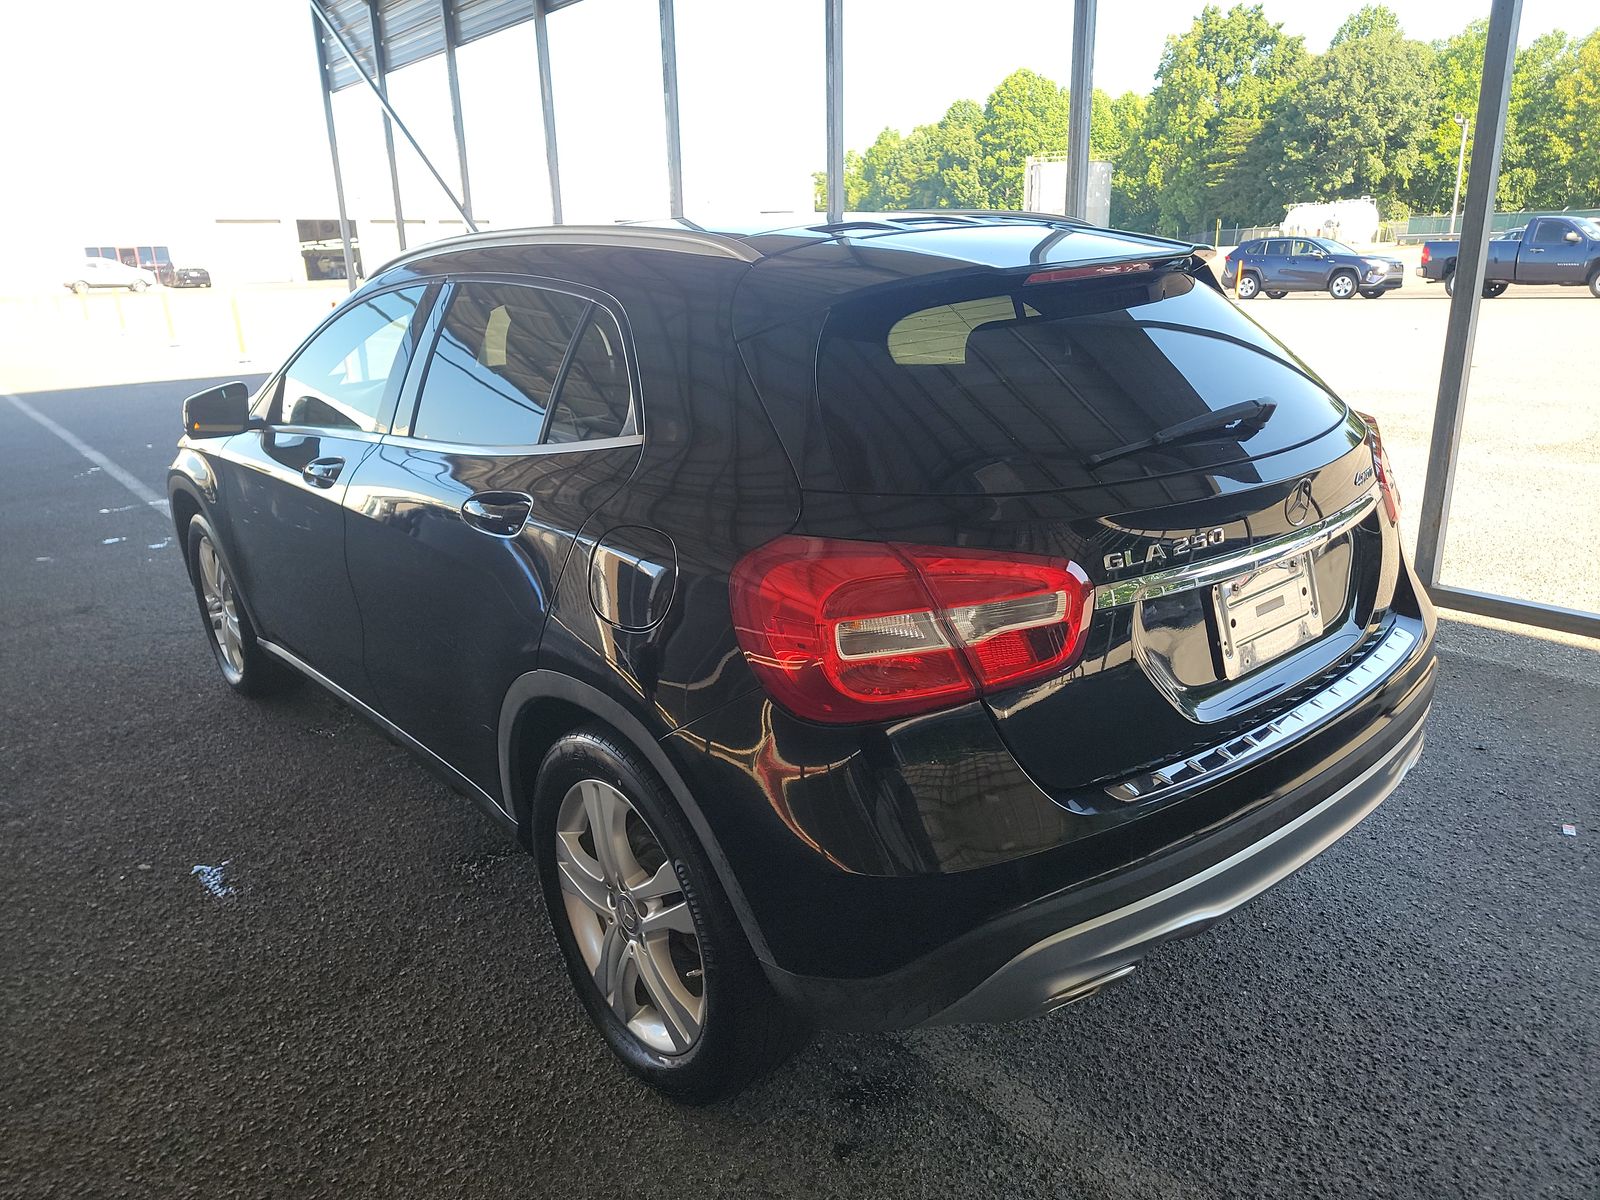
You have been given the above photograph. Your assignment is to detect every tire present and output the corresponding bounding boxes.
[129,279,148,293]
[70,281,89,295]
[1588,269,1600,299]
[533,724,808,1103]
[1327,271,1358,299]
[1235,272,1261,300]
[183,514,291,696]
[1266,290,1288,299]
[1483,281,1508,298]
[1359,288,1386,299]
[1443,270,1456,297]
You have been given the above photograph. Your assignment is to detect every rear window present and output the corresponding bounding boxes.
[807,269,1348,495]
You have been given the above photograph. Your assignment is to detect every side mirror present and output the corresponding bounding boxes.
[1565,230,1582,244]
[183,381,251,438]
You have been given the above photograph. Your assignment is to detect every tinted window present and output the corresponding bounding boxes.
[1533,221,1571,246]
[806,270,1348,495]
[1263,239,1290,256]
[543,308,632,444]
[411,282,587,445]
[277,286,425,431]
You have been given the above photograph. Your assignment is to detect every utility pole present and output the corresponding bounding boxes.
[1449,114,1470,235]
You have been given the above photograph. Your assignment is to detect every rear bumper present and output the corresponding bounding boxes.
[925,709,1424,1024]
[761,617,1435,1030]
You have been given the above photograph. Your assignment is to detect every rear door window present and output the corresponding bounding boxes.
[1263,239,1290,256]
[410,283,588,446]
[805,269,1349,495]
[542,307,633,444]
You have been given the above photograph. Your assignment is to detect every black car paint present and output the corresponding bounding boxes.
[169,216,1435,1029]
[1418,216,1600,290]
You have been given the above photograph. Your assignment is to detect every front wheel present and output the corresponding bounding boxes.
[70,280,89,295]
[1328,271,1357,299]
[184,515,291,696]
[1266,290,1288,299]
[129,279,148,293]
[1359,288,1387,299]
[1483,281,1509,298]
[1235,273,1260,300]
[534,725,808,1103]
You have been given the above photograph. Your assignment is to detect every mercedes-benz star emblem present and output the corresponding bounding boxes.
[1284,478,1316,527]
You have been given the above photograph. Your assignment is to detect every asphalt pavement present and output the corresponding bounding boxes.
[2,378,1596,1200]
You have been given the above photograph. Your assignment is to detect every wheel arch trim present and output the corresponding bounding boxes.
[497,669,774,963]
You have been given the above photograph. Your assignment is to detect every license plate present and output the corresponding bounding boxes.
[1213,552,1323,679]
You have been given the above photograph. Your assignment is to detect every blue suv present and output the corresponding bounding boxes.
[1222,237,1404,300]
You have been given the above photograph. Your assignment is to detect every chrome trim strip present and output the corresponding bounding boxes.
[1094,489,1379,610]
[256,639,514,826]
[1104,622,1416,804]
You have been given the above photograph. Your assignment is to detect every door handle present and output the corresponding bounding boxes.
[461,492,533,538]
[1529,247,1545,253]
[301,457,345,488]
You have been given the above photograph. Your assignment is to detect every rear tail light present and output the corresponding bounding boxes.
[729,536,1092,723]
[1355,411,1401,524]
[1420,244,1431,266]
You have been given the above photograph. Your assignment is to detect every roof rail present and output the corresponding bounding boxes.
[377,224,764,275]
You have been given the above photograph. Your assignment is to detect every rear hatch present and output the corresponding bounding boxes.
[738,255,1396,796]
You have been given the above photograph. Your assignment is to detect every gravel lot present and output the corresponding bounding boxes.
[1,280,1596,1199]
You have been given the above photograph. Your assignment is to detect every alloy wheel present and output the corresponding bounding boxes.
[555,778,705,1054]
[1330,274,1355,298]
[196,534,244,676]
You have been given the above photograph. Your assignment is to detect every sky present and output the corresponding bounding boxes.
[0,0,1590,247]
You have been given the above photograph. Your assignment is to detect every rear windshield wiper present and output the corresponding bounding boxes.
[1086,398,1277,469]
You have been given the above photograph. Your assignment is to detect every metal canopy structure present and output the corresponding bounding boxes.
[306,0,1595,639]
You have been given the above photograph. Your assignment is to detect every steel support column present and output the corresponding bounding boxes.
[1413,0,1592,635]
[824,0,843,223]
[660,0,684,219]
[311,10,359,291]
[367,0,408,250]
[1063,0,1097,220]
[309,2,476,228]
[441,0,474,225]
[533,0,563,223]
[1414,0,1515,585]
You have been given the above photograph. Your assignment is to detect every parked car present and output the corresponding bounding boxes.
[1418,216,1600,297]
[1221,236,1404,299]
[171,266,213,289]
[64,257,157,294]
[169,215,1435,1102]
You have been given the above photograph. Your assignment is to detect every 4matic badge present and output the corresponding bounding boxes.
[1103,528,1226,572]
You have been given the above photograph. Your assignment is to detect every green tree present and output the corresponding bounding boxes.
[976,68,1071,208]
[1553,30,1600,203]
[1271,6,1438,212]
[1134,4,1307,234]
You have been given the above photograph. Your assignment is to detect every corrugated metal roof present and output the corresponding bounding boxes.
[318,0,585,92]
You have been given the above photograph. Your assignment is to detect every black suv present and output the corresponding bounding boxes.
[170,214,1435,1102]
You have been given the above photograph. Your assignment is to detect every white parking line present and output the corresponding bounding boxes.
[3,392,169,516]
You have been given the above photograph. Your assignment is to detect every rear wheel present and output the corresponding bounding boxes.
[184,515,290,696]
[1443,269,1457,297]
[1588,269,1600,299]
[1483,281,1509,298]
[129,279,148,294]
[534,725,808,1103]
[70,280,89,295]
[1266,290,1287,299]
[1235,272,1261,300]
[1327,271,1357,299]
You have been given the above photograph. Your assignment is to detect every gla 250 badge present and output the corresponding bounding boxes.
[1104,528,1226,572]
